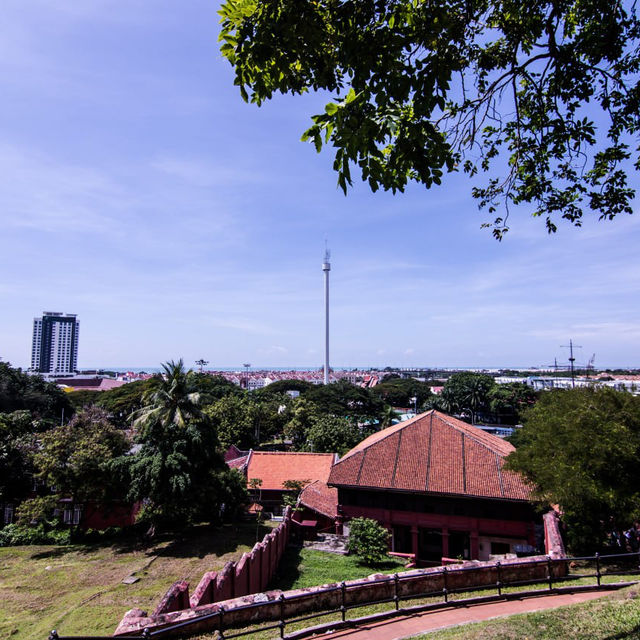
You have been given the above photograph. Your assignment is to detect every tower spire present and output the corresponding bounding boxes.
[322,246,331,385]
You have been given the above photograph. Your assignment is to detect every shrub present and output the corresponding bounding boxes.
[347,517,390,565]
[0,523,71,546]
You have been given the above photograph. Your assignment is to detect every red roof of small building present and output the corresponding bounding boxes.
[224,445,249,462]
[246,451,337,491]
[58,377,125,391]
[299,481,338,519]
[227,454,250,471]
[328,410,532,502]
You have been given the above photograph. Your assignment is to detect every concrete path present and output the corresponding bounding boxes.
[310,590,609,639]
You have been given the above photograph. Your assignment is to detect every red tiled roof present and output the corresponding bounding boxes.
[224,445,250,463]
[227,455,249,471]
[246,451,337,491]
[58,378,125,391]
[299,481,338,519]
[328,410,532,502]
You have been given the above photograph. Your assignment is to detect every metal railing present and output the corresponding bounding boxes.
[48,551,640,640]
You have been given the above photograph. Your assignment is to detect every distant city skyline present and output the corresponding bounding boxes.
[1,1,639,370]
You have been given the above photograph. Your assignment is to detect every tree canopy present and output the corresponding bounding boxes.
[253,378,314,398]
[304,379,384,422]
[68,377,159,428]
[0,411,38,504]
[128,361,248,530]
[506,387,640,552]
[34,406,129,505]
[304,415,366,455]
[219,0,640,237]
[432,372,495,420]
[0,362,71,422]
[372,377,434,408]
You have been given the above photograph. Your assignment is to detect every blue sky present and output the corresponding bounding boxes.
[1,1,639,370]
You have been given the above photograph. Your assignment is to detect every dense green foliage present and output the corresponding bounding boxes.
[429,372,537,424]
[67,377,159,427]
[205,393,291,449]
[304,415,367,455]
[347,517,391,565]
[304,379,384,422]
[220,0,640,237]
[283,398,320,448]
[0,522,71,546]
[0,362,71,421]
[506,387,640,552]
[372,377,434,408]
[68,373,241,428]
[487,382,538,423]
[127,361,248,530]
[254,378,314,398]
[0,411,38,503]
[34,407,130,505]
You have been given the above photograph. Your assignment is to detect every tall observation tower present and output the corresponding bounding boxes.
[322,248,331,385]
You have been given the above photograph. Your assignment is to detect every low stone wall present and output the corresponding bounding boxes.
[544,510,566,559]
[143,507,292,619]
[115,509,567,636]
[115,553,567,637]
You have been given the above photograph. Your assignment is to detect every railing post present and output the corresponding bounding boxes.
[595,552,601,587]
[218,605,225,640]
[340,581,347,622]
[279,593,286,638]
[48,631,59,640]
[393,573,400,611]
[547,556,553,591]
[442,566,448,603]
[496,561,502,597]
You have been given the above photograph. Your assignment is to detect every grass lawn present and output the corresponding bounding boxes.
[0,521,276,640]
[268,547,407,591]
[415,585,640,639]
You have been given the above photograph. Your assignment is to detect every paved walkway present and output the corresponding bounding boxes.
[310,590,610,639]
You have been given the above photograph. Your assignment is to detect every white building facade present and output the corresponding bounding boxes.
[31,311,79,376]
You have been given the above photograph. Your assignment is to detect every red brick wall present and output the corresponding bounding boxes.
[183,507,292,611]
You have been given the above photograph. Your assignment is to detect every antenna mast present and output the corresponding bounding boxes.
[561,339,582,388]
[322,245,331,385]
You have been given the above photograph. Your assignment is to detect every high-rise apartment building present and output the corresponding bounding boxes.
[31,312,80,375]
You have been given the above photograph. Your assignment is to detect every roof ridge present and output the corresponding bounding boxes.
[390,426,403,487]
[496,452,506,498]
[355,450,366,485]
[435,412,513,458]
[461,433,467,494]
[424,411,434,492]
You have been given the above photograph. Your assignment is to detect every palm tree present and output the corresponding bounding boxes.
[381,404,400,427]
[464,378,486,425]
[128,360,222,534]
[133,359,202,431]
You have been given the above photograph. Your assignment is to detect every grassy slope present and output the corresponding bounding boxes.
[268,547,407,591]
[416,586,640,639]
[0,522,275,640]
